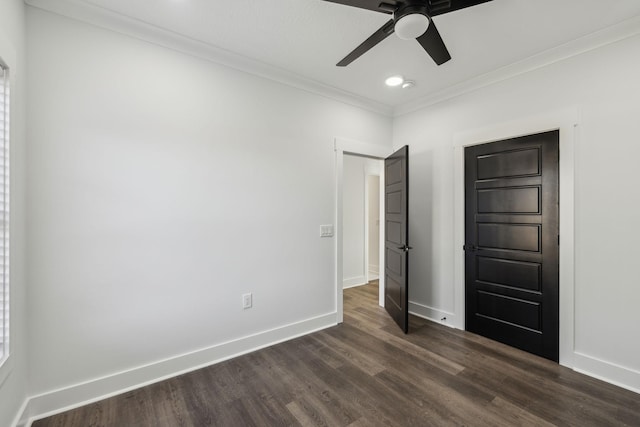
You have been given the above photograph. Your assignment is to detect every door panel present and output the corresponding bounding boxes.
[386,192,402,213]
[386,222,402,244]
[477,223,541,252]
[477,147,540,179]
[386,249,403,276]
[477,187,540,213]
[476,291,541,331]
[465,131,559,361]
[477,257,541,292]
[385,146,409,333]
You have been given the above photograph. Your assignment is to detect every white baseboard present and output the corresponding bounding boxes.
[343,276,366,289]
[367,265,379,281]
[19,312,337,426]
[408,301,457,329]
[573,352,640,395]
[11,398,29,427]
[343,282,368,289]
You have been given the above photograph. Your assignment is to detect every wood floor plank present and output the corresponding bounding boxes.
[286,391,358,427]
[335,316,467,376]
[371,354,519,427]
[345,415,389,427]
[33,282,640,427]
[372,368,463,426]
[310,330,386,376]
[261,340,365,425]
[334,364,435,426]
[486,397,557,427]
[286,400,319,426]
[344,310,465,376]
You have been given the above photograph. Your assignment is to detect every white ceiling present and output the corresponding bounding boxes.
[36,0,640,111]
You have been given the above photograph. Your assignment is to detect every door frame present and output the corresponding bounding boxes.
[335,137,392,323]
[453,108,579,368]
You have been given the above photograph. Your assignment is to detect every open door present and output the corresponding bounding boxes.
[384,146,410,333]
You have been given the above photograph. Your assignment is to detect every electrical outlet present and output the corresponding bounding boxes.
[242,293,252,309]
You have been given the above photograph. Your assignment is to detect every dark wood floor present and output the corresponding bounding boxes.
[34,281,640,426]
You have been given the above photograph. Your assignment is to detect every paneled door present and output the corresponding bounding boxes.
[465,131,559,361]
[385,146,410,333]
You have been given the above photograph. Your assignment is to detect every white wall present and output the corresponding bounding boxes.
[25,6,392,416]
[394,33,640,392]
[0,0,28,426]
[342,155,380,288]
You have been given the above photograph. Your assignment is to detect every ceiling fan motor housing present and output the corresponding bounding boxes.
[329,0,491,67]
[394,2,431,40]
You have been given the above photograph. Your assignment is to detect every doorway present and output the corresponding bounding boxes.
[342,154,382,290]
[335,141,411,334]
[464,130,559,361]
[334,138,391,323]
[452,108,578,367]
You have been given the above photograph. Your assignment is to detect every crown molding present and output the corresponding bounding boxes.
[394,14,640,117]
[24,0,394,117]
[23,0,640,119]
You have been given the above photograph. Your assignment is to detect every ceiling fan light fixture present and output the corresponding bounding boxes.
[385,75,404,87]
[394,13,430,40]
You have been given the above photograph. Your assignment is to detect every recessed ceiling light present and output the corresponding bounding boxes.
[385,75,404,87]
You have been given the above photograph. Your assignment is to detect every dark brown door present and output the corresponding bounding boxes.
[385,146,410,333]
[465,131,559,361]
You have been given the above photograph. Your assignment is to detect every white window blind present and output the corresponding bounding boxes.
[0,63,9,365]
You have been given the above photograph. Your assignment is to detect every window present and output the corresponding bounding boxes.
[0,62,9,365]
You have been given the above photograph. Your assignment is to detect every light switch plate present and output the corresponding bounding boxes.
[320,224,334,237]
[242,293,252,309]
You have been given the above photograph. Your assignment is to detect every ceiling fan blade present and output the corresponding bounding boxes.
[337,19,395,67]
[416,21,451,65]
[427,0,493,17]
[322,0,401,14]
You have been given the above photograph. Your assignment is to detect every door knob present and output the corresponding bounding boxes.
[397,245,413,252]
[463,244,478,251]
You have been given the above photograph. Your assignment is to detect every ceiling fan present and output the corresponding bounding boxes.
[324,0,493,66]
